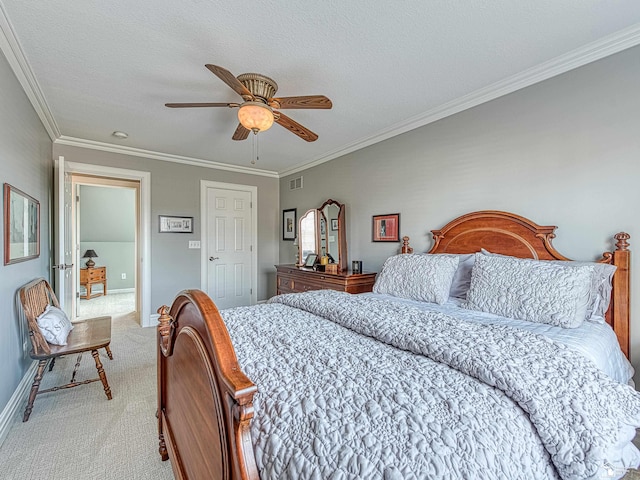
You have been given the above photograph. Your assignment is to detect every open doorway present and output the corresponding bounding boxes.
[72,175,140,320]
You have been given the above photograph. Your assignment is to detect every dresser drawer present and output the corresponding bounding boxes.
[88,268,105,281]
[277,275,296,294]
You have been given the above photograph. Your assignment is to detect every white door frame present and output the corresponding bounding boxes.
[200,180,258,306]
[65,161,153,327]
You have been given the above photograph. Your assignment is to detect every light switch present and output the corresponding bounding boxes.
[188,241,201,249]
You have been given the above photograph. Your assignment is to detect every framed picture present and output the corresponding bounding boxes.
[159,215,193,233]
[282,208,296,241]
[372,213,400,242]
[4,183,40,265]
[304,253,318,267]
[331,219,338,231]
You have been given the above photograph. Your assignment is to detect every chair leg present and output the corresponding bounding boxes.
[48,357,56,372]
[23,359,48,422]
[91,349,112,400]
[105,345,113,360]
[70,353,83,384]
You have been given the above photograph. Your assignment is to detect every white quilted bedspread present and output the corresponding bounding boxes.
[220,290,640,480]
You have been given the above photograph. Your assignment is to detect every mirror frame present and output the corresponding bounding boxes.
[298,199,348,272]
[297,209,320,266]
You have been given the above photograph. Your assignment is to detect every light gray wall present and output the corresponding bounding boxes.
[52,144,280,310]
[79,185,135,290]
[280,45,640,379]
[0,50,52,413]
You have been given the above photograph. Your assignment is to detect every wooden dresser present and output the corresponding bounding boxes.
[79,266,107,299]
[275,264,377,295]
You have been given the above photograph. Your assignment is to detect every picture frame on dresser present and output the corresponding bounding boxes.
[4,183,40,265]
[372,213,400,242]
[282,208,296,241]
[304,253,318,267]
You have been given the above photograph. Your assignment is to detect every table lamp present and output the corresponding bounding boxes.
[82,249,98,268]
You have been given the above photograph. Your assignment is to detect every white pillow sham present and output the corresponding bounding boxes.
[36,305,74,345]
[480,249,616,322]
[465,253,595,328]
[373,254,459,304]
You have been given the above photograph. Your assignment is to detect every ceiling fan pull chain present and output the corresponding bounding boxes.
[251,130,258,165]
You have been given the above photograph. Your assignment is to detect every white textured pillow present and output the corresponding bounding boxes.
[465,253,595,328]
[480,249,616,322]
[373,254,459,304]
[36,305,74,345]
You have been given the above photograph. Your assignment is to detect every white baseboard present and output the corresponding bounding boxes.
[108,288,135,294]
[143,313,159,328]
[0,362,37,448]
[79,287,135,295]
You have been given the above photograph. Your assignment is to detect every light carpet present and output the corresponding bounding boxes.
[0,312,174,480]
[77,291,136,318]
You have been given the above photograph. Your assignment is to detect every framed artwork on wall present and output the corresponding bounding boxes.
[4,183,40,265]
[159,215,193,233]
[372,213,400,242]
[283,208,296,241]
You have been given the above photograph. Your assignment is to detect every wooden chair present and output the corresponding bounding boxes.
[19,278,113,422]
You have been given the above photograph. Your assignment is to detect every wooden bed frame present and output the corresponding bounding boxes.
[156,210,631,480]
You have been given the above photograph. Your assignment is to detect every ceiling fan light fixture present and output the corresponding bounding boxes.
[238,102,274,133]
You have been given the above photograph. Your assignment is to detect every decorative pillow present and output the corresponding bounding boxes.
[36,305,74,346]
[465,253,594,328]
[373,254,459,304]
[480,249,616,322]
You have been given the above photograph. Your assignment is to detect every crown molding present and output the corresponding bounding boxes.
[0,3,60,140]
[278,23,640,178]
[55,136,279,178]
[2,0,639,179]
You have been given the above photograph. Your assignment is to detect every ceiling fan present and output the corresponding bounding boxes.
[165,64,332,142]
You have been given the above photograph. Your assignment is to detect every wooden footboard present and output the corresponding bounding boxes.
[157,289,259,480]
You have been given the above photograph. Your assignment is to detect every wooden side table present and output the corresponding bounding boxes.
[80,266,107,299]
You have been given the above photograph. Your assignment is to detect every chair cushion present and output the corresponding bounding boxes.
[36,305,74,345]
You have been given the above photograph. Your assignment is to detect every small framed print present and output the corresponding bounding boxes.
[4,183,40,265]
[372,213,400,242]
[282,208,297,241]
[331,219,338,231]
[159,215,193,233]
[304,253,318,267]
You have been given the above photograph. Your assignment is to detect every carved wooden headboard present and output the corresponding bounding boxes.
[415,210,630,357]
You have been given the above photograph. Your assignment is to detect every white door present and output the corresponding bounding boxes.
[205,187,253,309]
[53,156,75,317]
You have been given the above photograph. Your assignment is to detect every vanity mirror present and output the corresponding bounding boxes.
[298,199,348,272]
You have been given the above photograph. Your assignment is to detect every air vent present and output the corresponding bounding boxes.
[289,176,303,190]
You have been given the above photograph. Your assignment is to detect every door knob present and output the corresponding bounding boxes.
[209,256,220,261]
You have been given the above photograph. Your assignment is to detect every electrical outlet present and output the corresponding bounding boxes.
[121,273,126,280]
[188,241,201,249]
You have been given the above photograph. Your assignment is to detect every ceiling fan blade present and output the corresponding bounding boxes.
[165,102,238,108]
[205,64,254,99]
[271,95,332,109]
[275,112,318,142]
[232,123,250,141]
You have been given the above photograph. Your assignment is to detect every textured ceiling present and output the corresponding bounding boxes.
[1,1,640,176]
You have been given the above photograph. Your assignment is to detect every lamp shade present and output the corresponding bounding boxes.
[237,102,274,132]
